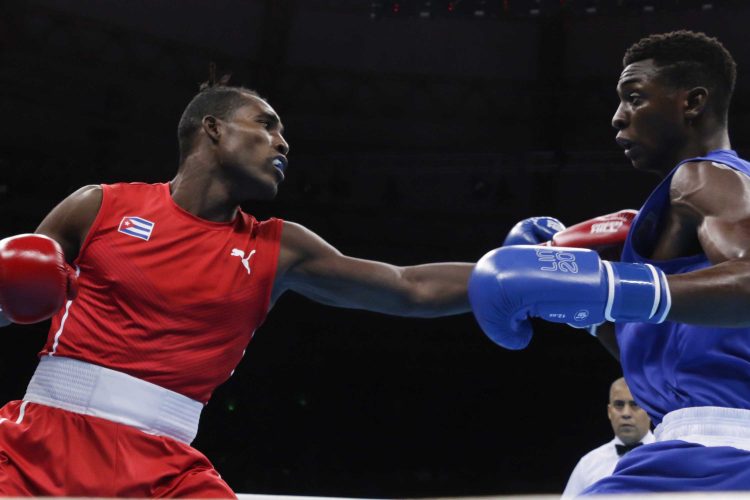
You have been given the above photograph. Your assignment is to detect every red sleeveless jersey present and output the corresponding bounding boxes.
[41,182,283,403]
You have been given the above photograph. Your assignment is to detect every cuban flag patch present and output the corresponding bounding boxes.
[118,216,155,241]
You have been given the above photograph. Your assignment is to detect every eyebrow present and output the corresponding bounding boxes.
[256,112,284,133]
[618,76,642,87]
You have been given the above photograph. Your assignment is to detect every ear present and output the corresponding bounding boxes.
[684,87,708,121]
[201,115,221,143]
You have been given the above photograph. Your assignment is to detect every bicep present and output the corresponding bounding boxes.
[274,222,412,312]
[35,185,102,263]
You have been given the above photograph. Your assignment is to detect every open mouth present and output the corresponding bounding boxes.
[616,138,642,162]
[615,136,633,149]
[615,136,636,157]
[272,156,288,172]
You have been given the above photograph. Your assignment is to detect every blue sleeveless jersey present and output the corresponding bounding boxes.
[618,149,750,425]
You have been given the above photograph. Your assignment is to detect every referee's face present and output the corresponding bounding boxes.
[607,380,651,445]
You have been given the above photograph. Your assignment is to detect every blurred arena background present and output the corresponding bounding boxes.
[1,0,748,497]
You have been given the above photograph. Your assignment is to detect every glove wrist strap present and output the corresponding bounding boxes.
[605,262,671,323]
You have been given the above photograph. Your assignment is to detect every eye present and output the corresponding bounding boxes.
[628,92,643,106]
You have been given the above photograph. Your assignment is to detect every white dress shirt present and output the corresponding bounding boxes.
[561,431,655,498]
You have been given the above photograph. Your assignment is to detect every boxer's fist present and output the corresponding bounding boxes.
[468,246,670,349]
[0,234,78,324]
[548,209,637,260]
[503,217,566,246]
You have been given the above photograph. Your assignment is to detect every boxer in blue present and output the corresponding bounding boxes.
[470,30,750,492]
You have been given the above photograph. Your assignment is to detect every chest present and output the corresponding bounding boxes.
[83,220,263,304]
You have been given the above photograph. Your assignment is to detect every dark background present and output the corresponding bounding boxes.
[0,0,747,497]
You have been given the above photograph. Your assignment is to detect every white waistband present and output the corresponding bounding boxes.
[654,406,750,452]
[24,356,203,444]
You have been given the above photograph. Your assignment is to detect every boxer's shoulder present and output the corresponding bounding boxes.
[671,160,750,217]
[35,185,103,264]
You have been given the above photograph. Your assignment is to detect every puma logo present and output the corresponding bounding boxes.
[231,248,256,275]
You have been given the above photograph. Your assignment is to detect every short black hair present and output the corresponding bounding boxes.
[623,30,737,121]
[177,83,262,162]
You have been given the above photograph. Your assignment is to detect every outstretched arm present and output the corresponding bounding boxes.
[663,161,750,326]
[272,221,472,317]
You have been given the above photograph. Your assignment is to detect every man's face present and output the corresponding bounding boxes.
[612,59,689,174]
[215,95,289,200]
[607,380,651,445]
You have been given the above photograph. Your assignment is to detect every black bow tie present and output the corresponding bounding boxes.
[616,442,643,456]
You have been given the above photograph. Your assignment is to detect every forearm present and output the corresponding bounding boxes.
[401,263,473,317]
[281,221,473,318]
[667,257,750,326]
[595,322,620,361]
[280,251,473,318]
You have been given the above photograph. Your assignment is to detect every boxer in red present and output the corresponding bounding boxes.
[0,83,630,497]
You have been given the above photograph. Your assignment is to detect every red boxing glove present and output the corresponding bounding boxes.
[0,234,78,324]
[545,209,638,261]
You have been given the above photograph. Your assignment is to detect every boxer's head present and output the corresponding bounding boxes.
[612,31,736,173]
[607,377,650,446]
[177,85,289,200]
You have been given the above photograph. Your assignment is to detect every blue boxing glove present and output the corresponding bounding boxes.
[468,245,670,350]
[503,217,566,246]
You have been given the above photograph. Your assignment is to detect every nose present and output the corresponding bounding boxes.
[275,135,289,156]
[612,102,628,131]
[620,405,633,419]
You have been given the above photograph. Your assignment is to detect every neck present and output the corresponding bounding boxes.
[171,152,239,223]
[660,123,731,176]
[700,123,732,153]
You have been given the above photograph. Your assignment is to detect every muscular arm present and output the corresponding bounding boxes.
[663,161,750,325]
[272,221,472,317]
[0,185,100,326]
[35,185,103,264]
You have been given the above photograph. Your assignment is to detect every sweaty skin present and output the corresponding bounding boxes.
[659,162,750,325]
[32,94,472,322]
[611,59,750,327]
